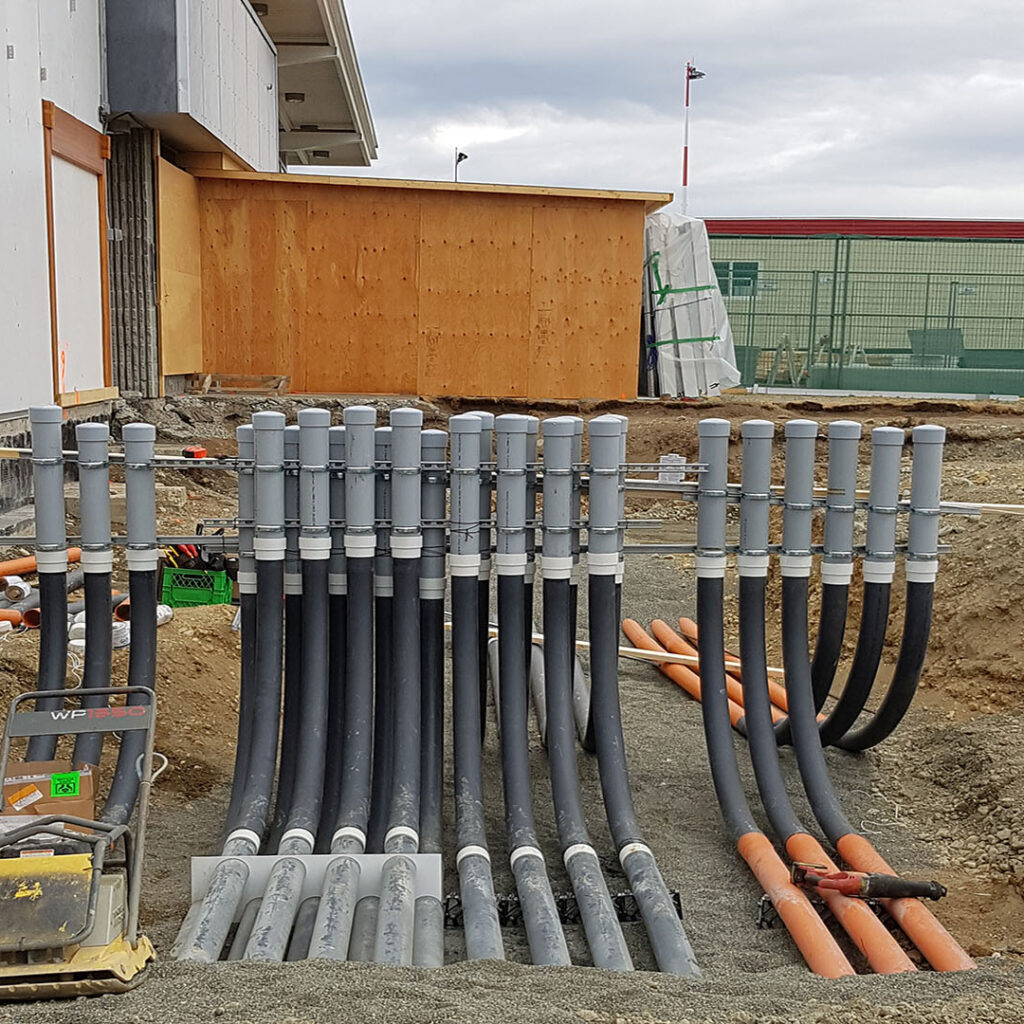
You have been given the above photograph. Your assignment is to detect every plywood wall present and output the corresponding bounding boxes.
[194,175,650,400]
[157,158,203,376]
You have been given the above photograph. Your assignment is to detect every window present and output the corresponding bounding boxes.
[713,260,759,298]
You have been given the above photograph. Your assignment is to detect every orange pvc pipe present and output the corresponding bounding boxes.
[786,832,916,974]
[0,608,22,625]
[837,834,975,972]
[737,832,855,978]
[0,548,82,577]
[622,619,747,727]
[113,598,131,622]
[652,619,786,725]
[679,616,792,712]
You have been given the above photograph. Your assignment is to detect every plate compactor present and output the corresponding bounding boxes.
[0,685,156,1000]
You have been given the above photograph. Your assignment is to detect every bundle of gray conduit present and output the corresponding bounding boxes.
[173,406,699,973]
[21,408,159,828]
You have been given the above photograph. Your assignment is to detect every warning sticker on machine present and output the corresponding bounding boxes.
[50,772,81,798]
[7,784,44,812]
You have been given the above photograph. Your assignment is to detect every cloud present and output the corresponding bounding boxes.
[315,0,1024,217]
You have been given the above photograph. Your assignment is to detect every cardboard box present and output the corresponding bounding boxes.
[1,760,97,830]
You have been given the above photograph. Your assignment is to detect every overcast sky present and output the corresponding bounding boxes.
[327,0,1024,219]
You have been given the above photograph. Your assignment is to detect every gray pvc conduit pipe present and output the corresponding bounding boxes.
[317,424,348,850]
[524,416,539,712]
[587,414,700,978]
[449,414,505,961]
[815,427,903,746]
[225,425,257,838]
[367,426,394,854]
[541,416,632,971]
[270,425,303,847]
[467,410,495,742]
[373,408,423,966]
[244,409,332,961]
[569,417,595,751]
[73,422,114,769]
[178,411,286,962]
[838,426,946,750]
[495,413,571,967]
[102,422,159,826]
[26,406,69,760]
[308,405,376,961]
[416,427,447,968]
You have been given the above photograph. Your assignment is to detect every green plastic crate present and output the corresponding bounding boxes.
[161,567,233,608]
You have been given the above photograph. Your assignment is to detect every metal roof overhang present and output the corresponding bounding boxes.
[255,0,378,167]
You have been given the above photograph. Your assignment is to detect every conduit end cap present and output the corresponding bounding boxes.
[390,406,423,428]
[284,425,301,453]
[496,414,530,434]
[698,417,730,438]
[785,418,818,438]
[588,414,623,437]
[741,419,774,439]
[828,419,862,440]
[872,425,905,446]
[298,407,331,428]
[76,421,109,441]
[467,410,495,429]
[913,423,946,445]
[123,422,157,441]
[30,405,63,424]
[450,413,483,434]
[421,429,448,451]
[329,425,346,451]
[524,415,539,435]
[343,405,377,426]
[252,411,286,431]
[543,416,577,437]
[236,424,254,443]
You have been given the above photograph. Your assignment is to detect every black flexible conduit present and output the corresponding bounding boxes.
[737,577,805,841]
[231,559,285,839]
[225,590,258,834]
[815,581,891,746]
[781,574,856,845]
[697,577,759,839]
[286,557,329,840]
[102,568,158,824]
[25,573,70,761]
[336,554,374,839]
[270,592,303,841]
[545,575,633,970]
[73,570,114,768]
[838,580,934,750]
[498,571,570,965]
[419,598,444,857]
[317,589,347,850]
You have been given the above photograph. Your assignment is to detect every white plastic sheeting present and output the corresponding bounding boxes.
[642,211,741,398]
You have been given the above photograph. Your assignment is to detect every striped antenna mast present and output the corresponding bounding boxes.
[682,60,705,215]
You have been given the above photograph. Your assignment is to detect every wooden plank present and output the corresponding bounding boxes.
[193,168,673,210]
[44,101,108,175]
[303,185,420,393]
[157,159,204,375]
[528,199,643,399]
[418,194,534,397]
[58,385,119,407]
[199,193,254,378]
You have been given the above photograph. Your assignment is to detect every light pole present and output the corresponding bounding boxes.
[681,61,705,214]
[454,148,469,182]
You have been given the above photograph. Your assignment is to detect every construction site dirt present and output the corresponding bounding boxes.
[1,393,1023,1023]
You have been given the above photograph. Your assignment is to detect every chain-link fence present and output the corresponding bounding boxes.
[709,234,1024,395]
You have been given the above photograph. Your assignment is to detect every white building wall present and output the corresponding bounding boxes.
[36,0,104,131]
[0,2,56,415]
[0,0,106,418]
